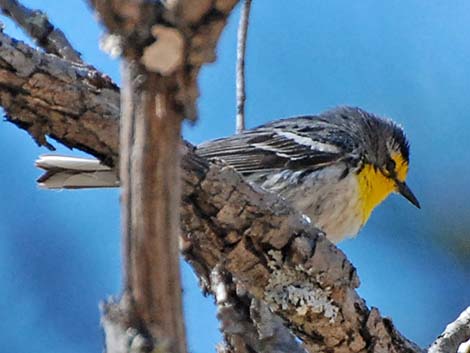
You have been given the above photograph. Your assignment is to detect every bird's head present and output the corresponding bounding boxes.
[381,127,420,209]
[355,111,420,224]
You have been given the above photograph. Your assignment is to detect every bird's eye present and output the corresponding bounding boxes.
[386,158,396,172]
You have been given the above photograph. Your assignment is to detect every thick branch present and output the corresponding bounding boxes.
[0,29,119,164]
[87,1,240,353]
[89,3,190,353]
[1,14,425,353]
[180,149,423,353]
[211,266,306,353]
[0,0,83,63]
[118,61,188,353]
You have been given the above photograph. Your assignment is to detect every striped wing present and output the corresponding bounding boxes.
[197,116,352,175]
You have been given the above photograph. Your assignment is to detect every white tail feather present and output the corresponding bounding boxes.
[36,155,111,171]
[36,155,119,189]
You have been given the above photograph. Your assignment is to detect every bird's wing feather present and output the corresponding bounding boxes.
[197,117,351,174]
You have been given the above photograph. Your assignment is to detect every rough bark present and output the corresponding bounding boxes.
[211,265,306,353]
[0,29,119,164]
[180,148,425,353]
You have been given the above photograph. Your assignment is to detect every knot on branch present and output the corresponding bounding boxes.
[141,25,184,75]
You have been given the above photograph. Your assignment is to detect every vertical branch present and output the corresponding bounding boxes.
[120,61,187,353]
[88,2,240,352]
[120,61,133,291]
[236,0,252,134]
[88,3,190,352]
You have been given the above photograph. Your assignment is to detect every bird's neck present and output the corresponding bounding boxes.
[357,163,396,224]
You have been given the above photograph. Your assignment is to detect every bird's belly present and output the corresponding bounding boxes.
[294,173,362,243]
[254,166,363,243]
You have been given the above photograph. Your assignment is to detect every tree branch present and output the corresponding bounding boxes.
[0,0,83,63]
[87,2,240,353]
[180,149,424,353]
[0,5,432,353]
[428,307,470,353]
[235,0,251,134]
[119,63,188,353]
[0,29,119,163]
[211,265,306,353]
[88,2,191,353]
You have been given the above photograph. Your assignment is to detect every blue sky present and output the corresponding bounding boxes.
[1,1,470,352]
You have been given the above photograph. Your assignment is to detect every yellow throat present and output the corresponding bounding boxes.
[357,153,408,225]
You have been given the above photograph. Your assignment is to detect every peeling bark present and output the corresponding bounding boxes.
[211,265,307,353]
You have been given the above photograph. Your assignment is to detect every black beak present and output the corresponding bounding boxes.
[396,180,421,209]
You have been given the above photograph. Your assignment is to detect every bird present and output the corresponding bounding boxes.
[36,106,420,243]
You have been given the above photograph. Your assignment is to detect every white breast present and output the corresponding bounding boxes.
[252,164,363,243]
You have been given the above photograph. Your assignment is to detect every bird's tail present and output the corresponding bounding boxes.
[35,155,119,189]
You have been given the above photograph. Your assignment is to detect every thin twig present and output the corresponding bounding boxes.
[0,0,83,63]
[428,307,470,353]
[236,0,252,134]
